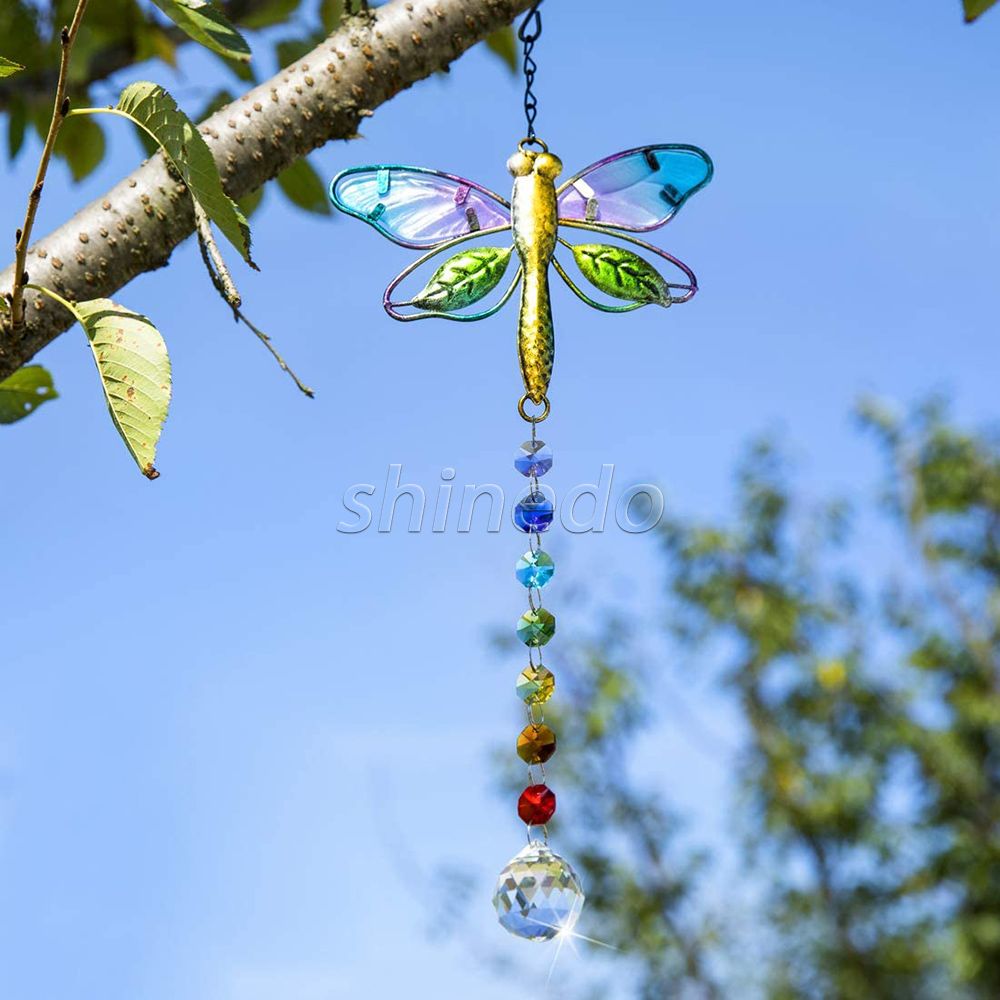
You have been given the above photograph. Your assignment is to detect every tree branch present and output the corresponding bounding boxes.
[0,0,534,380]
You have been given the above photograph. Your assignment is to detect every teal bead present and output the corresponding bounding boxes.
[517,607,555,647]
[516,549,555,589]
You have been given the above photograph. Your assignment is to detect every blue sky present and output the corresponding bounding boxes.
[2,0,1000,997]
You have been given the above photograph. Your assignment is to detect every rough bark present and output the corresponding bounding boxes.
[0,0,534,380]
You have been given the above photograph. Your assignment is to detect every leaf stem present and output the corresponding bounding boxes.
[9,0,91,327]
[195,205,241,309]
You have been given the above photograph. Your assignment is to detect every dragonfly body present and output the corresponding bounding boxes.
[329,142,712,415]
[508,147,562,407]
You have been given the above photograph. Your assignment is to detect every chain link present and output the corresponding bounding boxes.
[517,2,544,139]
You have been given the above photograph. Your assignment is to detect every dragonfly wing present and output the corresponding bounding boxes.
[556,145,713,232]
[330,166,511,249]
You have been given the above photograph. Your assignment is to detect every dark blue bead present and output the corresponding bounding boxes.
[514,491,554,532]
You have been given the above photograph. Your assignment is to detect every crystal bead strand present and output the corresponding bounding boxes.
[493,415,585,941]
[513,424,556,829]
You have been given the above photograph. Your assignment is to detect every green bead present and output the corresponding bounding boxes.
[517,607,555,647]
[517,664,555,704]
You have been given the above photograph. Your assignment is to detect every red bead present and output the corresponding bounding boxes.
[517,783,556,825]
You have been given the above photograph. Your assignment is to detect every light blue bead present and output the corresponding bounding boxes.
[515,440,553,477]
[516,549,555,588]
[514,491,554,532]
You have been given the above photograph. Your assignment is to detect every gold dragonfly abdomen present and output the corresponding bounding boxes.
[508,144,562,407]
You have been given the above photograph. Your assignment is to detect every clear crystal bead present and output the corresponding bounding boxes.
[515,440,553,477]
[492,841,585,941]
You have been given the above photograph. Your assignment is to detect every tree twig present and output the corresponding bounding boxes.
[237,308,315,398]
[197,226,314,397]
[9,0,91,327]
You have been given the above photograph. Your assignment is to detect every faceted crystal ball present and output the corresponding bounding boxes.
[515,439,553,478]
[515,549,555,589]
[514,491,555,533]
[493,841,585,941]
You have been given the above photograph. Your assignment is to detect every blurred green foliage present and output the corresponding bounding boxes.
[490,400,1000,998]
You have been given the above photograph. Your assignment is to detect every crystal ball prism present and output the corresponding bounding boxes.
[493,840,585,941]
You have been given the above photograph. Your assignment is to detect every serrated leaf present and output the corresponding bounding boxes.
[0,365,58,424]
[485,27,517,74]
[56,114,106,182]
[571,244,671,307]
[79,299,171,478]
[964,0,999,21]
[0,55,24,77]
[35,289,171,478]
[106,82,251,262]
[151,0,251,60]
[276,157,331,215]
[411,246,514,312]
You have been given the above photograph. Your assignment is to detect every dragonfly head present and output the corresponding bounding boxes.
[507,148,563,181]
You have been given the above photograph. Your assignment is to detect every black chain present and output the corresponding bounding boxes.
[518,2,544,139]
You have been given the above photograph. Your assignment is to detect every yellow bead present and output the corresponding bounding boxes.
[517,664,555,705]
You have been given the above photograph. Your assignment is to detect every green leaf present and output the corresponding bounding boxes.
[276,157,331,215]
[33,288,171,478]
[96,82,252,263]
[571,244,672,306]
[7,95,27,160]
[55,114,106,182]
[197,88,237,120]
[238,185,265,218]
[964,0,999,21]
[240,0,303,29]
[218,52,256,82]
[410,246,514,312]
[0,55,24,77]
[275,35,317,66]
[319,0,343,32]
[150,0,251,61]
[0,365,58,424]
[484,27,517,74]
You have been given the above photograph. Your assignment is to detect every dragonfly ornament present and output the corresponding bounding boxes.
[329,138,713,420]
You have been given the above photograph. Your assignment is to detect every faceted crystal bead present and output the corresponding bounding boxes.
[515,439,553,477]
[515,549,555,589]
[514,491,554,533]
[493,840,584,940]
[517,664,555,704]
[517,723,556,764]
[517,607,555,647]
[518,784,557,825]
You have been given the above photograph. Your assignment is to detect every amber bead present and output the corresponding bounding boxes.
[517,723,556,764]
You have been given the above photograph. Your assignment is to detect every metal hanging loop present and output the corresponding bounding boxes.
[518,1,544,140]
